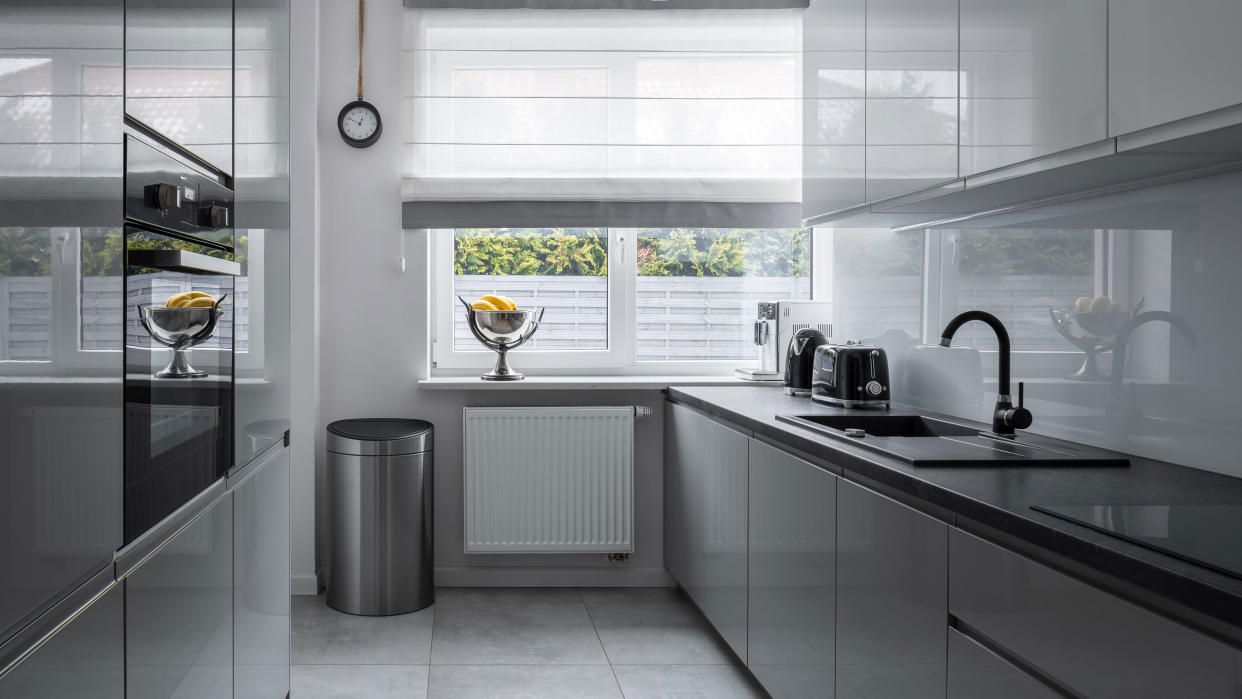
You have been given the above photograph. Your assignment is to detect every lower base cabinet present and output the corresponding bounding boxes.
[947,629,1057,699]
[233,447,291,699]
[0,585,124,698]
[836,480,947,699]
[747,439,837,698]
[126,494,233,699]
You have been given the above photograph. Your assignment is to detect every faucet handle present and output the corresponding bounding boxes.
[1007,382,1033,430]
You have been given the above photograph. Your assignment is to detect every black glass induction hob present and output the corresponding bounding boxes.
[1034,504,1242,581]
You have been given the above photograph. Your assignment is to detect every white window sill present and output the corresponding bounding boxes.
[418,375,782,391]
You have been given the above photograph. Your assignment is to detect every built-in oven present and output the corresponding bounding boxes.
[123,135,238,542]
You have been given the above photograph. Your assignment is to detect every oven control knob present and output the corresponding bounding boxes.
[199,204,229,228]
[866,380,884,396]
[144,183,180,211]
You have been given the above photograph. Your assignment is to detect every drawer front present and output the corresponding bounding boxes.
[950,529,1242,698]
[947,629,1057,699]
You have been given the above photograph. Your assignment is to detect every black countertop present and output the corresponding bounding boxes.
[667,385,1242,646]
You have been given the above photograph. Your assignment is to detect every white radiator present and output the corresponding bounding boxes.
[463,406,637,553]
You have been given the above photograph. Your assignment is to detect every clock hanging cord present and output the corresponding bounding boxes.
[357,0,366,100]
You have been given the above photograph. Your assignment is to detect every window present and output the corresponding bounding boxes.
[432,227,810,372]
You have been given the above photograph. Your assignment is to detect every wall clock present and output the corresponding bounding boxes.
[339,0,381,148]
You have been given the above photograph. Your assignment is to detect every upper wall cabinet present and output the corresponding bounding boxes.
[126,0,234,174]
[1109,0,1242,138]
[959,0,1107,176]
[866,0,959,202]
[802,0,867,220]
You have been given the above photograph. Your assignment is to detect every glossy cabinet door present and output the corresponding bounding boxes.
[958,0,1107,176]
[802,0,866,221]
[0,585,124,699]
[866,0,959,202]
[837,479,947,699]
[950,528,1242,698]
[700,418,749,663]
[1109,0,1242,137]
[233,0,291,469]
[0,0,125,645]
[747,439,836,698]
[126,495,233,698]
[233,447,290,699]
[126,0,234,173]
[946,629,1057,699]
[663,402,705,607]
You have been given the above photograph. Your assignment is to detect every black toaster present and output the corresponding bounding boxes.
[811,343,890,409]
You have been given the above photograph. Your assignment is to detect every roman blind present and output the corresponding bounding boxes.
[401,7,802,228]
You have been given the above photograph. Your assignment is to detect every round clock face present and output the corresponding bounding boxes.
[338,100,382,148]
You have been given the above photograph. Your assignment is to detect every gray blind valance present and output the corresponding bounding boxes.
[404,1,808,8]
[402,200,801,229]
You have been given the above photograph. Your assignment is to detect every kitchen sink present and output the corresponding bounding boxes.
[776,413,1129,467]
[790,414,980,438]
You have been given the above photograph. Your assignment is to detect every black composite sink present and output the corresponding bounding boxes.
[790,414,980,438]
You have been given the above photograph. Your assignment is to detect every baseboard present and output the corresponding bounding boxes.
[290,573,320,596]
[433,566,674,588]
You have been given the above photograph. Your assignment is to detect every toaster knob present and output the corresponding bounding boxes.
[865,380,884,396]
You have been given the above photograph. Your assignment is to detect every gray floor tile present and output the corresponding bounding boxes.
[587,602,734,665]
[611,664,765,699]
[291,664,429,699]
[427,665,622,698]
[431,602,608,665]
[292,594,433,665]
[578,587,684,608]
[434,588,583,606]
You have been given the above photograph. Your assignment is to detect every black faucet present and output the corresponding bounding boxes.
[939,310,1032,436]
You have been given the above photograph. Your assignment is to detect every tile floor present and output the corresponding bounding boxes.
[291,587,766,698]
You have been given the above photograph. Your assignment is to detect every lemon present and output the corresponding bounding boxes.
[480,294,516,311]
[185,297,216,308]
[1089,295,1111,313]
[1074,297,1093,312]
[166,292,195,307]
[472,299,499,311]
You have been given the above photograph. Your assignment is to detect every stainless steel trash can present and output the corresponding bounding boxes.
[326,418,434,615]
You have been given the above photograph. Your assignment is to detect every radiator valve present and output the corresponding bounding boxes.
[607,553,630,563]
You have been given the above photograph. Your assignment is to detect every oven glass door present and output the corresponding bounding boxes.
[124,228,236,541]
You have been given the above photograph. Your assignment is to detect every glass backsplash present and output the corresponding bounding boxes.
[829,169,1242,478]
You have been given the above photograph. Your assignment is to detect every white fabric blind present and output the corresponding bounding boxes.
[401,8,802,227]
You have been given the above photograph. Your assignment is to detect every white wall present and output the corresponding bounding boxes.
[297,0,670,588]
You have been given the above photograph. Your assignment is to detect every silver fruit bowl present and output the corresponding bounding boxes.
[459,296,544,381]
[1050,304,1137,381]
[138,294,227,378]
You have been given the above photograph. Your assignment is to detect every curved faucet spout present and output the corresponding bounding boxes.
[1110,310,1197,396]
[940,310,1031,435]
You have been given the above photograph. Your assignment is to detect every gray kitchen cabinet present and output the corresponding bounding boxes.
[0,584,124,699]
[701,417,750,663]
[947,628,1057,699]
[126,494,233,698]
[126,0,234,173]
[747,439,837,698]
[1109,0,1242,138]
[865,0,959,202]
[233,446,290,699]
[950,528,1242,698]
[837,479,947,699]
[802,0,867,221]
[958,0,1107,176]
[663,403,748,662]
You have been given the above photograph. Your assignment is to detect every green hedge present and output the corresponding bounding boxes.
[453,228,810,278]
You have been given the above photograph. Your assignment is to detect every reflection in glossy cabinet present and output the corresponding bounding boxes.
[958,0,1107,176]
[664,403,706,608]
[950,529,1242,698]
[1109,0,1242,137]
[234,447,290,699]
[802,0,866,220]
[747,440,836,698]
[701,418,749,663]
[126,0,234,173]
[837,480,947,699]
[946,629,1056,699]
[126,496,233,699]
[866,0,959,202]
[0,586,124,699]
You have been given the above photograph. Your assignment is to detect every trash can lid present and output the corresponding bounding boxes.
[327,418,433,455]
